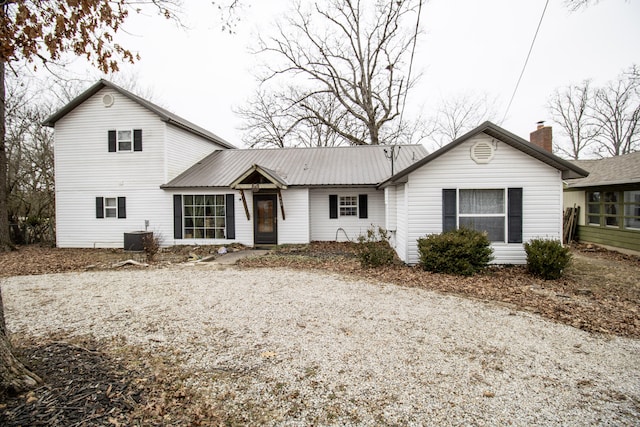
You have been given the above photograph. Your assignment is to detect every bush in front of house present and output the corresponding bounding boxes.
[356,226,397,268]
[417,227,494,276]
[524,238,571,280]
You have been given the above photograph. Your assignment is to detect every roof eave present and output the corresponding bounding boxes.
[381,121,589,185]
[43,79,236,149]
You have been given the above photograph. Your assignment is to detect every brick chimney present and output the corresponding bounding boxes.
[529,121,552,152]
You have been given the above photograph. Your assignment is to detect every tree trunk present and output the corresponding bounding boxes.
[0,59,12,251]
[0,287,41,395]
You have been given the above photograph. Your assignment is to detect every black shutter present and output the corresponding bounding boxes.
[329,195,338,219]
[108,130,116,152]
[133,129,143,151]
[96,197,104,218]
[442,189,457,232]
[225,194,235,239]
[508,188,523,243]
[117,197,126,219]
[358,194,368,219]
[173,195,182,239]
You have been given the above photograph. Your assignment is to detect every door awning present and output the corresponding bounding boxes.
[230,164,288,190]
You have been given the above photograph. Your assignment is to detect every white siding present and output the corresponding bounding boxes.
[385,186,397,231]
[403,134,563,265]
[55,87,169,247]
[392,184,409,262]
[163,188,310,247]
[277,188,310,244]
[165,124,226,181]
[309,188,385,242]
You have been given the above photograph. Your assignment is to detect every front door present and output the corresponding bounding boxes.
[254,194,277,245]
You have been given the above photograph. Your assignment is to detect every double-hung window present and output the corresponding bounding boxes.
[458,189,505,242]
[96,197,126,219]
[117,130,132,151]
[443,188,522,243]
[339,196,358,216]
[108,129,142,152]
[329,194,368,219]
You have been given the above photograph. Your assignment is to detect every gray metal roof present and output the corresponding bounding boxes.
[380,121,589,188]
[565,151,640,188]
[162,144,428,188]
[43,79,236,149]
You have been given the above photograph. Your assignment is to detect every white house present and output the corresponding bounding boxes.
[45,80,588,264]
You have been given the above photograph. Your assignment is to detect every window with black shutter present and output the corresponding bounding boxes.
[96,197,126,219]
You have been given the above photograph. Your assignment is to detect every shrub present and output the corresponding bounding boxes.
[142,232,163,262]
[356,226,396,268]
[524,238,571,280]
[417,227,493,276]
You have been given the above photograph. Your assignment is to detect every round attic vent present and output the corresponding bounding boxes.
[470,141,494,164]
[102,93,114,107]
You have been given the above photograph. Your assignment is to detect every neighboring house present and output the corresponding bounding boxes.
[564,152,640,254]
[46,80,588,264]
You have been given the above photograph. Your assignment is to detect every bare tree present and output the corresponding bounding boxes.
[0,0,189,396]
[564,0,601,11]
[547,80,598,159]
[5,78,55,241]
[248,0,423,147]
[424,93,498,151]
[591,65,640,157]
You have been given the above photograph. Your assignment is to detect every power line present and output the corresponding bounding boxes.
[398,0,423,136]
[501,0,550,123]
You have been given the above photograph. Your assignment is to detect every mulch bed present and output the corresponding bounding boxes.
[0,335,221,426]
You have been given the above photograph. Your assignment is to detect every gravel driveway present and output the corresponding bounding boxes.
[3,266,639,426]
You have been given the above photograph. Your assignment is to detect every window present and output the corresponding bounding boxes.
[624,191,640,230]
[104,197,117,218]
[458,189,505,242]
[587,191,601,225]
[96,197,126,219]
[443,188,522,243]
[586,190,640,231]
[108,129,142,152]
[329,194,368,219]
[603,191,619,227]
[117,130,132,151]
[183,195,226,239]
[339,196,358,216]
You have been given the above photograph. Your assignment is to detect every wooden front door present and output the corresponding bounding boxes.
[254,194,277,245]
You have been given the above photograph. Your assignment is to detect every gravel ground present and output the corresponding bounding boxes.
[2,266,639,426]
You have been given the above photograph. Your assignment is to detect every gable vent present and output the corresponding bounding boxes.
[471,141,494,164]
[102,94,114,107]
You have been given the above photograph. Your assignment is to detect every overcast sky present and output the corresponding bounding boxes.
[56,0,640,150]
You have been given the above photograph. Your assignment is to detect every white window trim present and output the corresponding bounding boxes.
[339,195,358,217]
[117,129,133,152]
[104,197,117,218]
[457,188,507,243]
[182,194,227,239]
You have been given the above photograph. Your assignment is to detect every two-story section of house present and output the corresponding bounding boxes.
[44,79,235,248]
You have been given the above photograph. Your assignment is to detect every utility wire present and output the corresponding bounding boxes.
[501,0,550,123]
[398,0,423,137]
